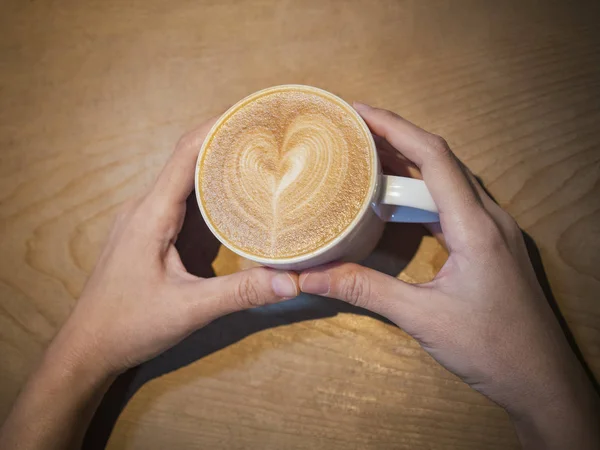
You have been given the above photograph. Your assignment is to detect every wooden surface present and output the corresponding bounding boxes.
[1,0,600,448]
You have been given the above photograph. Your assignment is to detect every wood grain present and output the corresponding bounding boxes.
[1,0,599,448]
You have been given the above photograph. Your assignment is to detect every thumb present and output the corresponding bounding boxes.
[299,263,422,326]
[192,267,299,319]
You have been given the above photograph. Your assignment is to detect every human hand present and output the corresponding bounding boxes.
[298,103,600,449]
[49,117,300,377]
[0,117,302,450]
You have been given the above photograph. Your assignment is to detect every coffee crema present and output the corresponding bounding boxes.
[198,86,373,259]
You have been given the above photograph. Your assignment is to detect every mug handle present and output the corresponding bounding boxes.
[373,175,440,223]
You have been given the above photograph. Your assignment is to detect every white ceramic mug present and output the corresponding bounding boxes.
[195,85,439,271]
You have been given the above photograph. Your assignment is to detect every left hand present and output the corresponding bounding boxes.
[51,117,299,376]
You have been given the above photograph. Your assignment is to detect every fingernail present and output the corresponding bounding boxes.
[272,272,298,298]
[300,272,331,296]
[353,101,371,111]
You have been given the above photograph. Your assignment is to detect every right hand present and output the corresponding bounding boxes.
[299,103,600,449]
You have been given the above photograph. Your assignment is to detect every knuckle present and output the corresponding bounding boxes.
[378,108,399,121]
[138,192,173,224]
[474,213,506,250]
[234,275,263,309]
[175,123,212,153]
[121,194,166,235]
[424,133,451,158]
[175,131,195,153]
[339,267,370,309]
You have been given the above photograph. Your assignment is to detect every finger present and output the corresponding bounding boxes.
[375,135,442,246]
[151,116,219,208]
[373,134,413,165]
[375,136,418,178]
[460,167,522,244]
[299,262,423,328]
[183,267,300,321]
[354,103,485,235]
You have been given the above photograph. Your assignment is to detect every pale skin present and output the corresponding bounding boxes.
[1,104,598,449]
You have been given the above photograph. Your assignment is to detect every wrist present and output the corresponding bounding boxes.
[502,366,600,450]
[43,317,119,387]
[36,340,116,398]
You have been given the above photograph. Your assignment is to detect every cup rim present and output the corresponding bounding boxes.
[194,84,379,266]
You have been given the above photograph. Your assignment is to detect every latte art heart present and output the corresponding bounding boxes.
[199,87,373,259]
[232,115,347,229]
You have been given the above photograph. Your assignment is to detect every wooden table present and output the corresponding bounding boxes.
[1,1,599,448]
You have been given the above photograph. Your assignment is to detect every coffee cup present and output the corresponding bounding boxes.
[195,85,438,271]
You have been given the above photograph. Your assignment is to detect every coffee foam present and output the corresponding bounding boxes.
[199,86,373,259]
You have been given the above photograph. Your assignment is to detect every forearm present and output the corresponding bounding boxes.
[0,339,114,450]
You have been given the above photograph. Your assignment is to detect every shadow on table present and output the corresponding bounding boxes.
[83,181,598,449]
